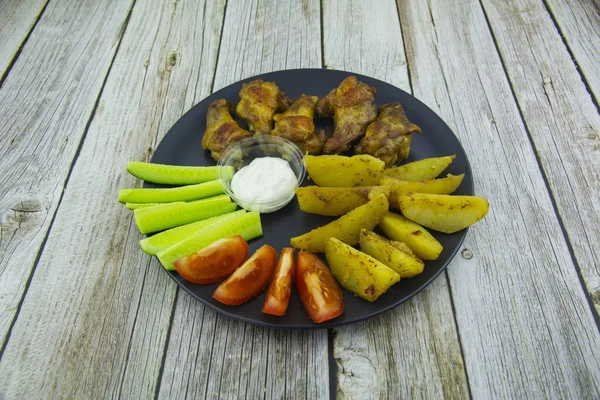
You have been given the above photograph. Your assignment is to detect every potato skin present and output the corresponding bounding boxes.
[359,230,424,278]
[379,212,443,260]
[397,193,489,234]
[305,154,385,187]
[295,186,391,216]
[290,193,389,253]
[381,174,464,209]
[325,237,400,302]
[383,155,455,181]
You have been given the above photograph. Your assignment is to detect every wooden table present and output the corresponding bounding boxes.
[1,0,599,398]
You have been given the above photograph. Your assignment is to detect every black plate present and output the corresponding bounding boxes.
[148,69,472,329]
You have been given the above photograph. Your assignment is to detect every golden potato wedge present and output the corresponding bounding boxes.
[295,186,391,216]
[290,193,389,253]
[390,240,416,257]
[325,237,400,302]
[305,154,385,187]
[397,193,489,234]
[383,155,455,181]
[359,230,425,278]
[379,212,442,260]
[381,174,464,209]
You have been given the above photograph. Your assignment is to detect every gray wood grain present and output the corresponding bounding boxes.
[482,0,600,321]
[0,0,224,398]
[0,0,48,79]
[322,0,409,89]
[544,0,600,105]
[399,0,600,397]
[322,1,469,398]
[157,1,329,399]
[0,0,134,352]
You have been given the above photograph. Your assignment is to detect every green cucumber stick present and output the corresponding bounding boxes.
[134,195,235,234]
[127,162,234,185]
[157,211,263,270]
[126,202,162,210]
[139,209,247,255]
[118,179,225,204]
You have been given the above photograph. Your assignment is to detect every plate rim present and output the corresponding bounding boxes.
[150,67,473,329]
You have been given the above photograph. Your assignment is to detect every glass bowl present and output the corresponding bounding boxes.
[217,136,306,213]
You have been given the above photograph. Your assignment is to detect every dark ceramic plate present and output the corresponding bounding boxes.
[148,69,472,329]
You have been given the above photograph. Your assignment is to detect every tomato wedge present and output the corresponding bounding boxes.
[213,245,277,305]
[262,248,295,316]
[296,251,344,323]
[174,235,248,284]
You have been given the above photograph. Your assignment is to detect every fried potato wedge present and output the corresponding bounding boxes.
[305,154,385,187]
[290,193,389,253]
[397,193,489,234]
[379,212,442,260]
[383,155,455,181]
[359,230,425,278]
[325,237,400,302]
[295,185,391,216]
[380,174,464,209]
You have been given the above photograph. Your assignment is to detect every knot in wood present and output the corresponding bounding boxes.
[168,52,177,67]
[3,197,47,231]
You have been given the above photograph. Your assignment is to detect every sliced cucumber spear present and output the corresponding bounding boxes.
[139,209,247,255]
[157,211,263,270]
[126,202,162,210]
[134,195,235,234]
[119,180,225,204]
[127,161,234,185]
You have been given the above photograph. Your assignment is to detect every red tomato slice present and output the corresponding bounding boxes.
[262,247,295,316]
[213,245,277,305]
[174,235,248,284]
[296,251,344,323]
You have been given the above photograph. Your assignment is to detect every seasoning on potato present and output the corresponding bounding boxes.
[325,237,400,302]
[397,193,489,234]
[383,155,456,181]
[379,212,443,260]
[305,154,385,187]
[295,185,390,216]
[290,193,389,253]
[359,229,425,278]
[380,174,464,209]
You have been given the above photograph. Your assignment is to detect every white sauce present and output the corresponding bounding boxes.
[230,157,297,206]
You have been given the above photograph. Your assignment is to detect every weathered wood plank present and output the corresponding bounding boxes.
[399,0,600,397]
[0,0,134,351]
[157,1,329,399]
[0,0,225,398]
[0,0,48,79]
[544,0,600,105]
[322,1,469,398]
[482,0,600,322]
[322,0,409,89]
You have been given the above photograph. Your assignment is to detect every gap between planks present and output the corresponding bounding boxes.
[0,0,50,88]
[478,0,600,331]
[0,0,138,360]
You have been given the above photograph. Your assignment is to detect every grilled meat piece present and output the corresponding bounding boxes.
[354,102,421,166]
[316,76,377,154]
[272,95,326,154]
[235,79,292,135]
[201,99,252,160]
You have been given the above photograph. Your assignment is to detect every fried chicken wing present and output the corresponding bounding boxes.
[201,99,252,160]
[354,102,421,166]
[235,79,291,135]
[316,76,377,154]
[272,95,326,154]
[315,88,335,117]
[304,129,327,155]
